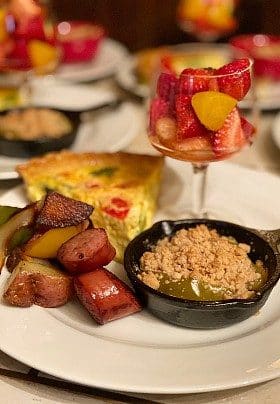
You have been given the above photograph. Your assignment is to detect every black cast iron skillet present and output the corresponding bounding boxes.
[0,100,121,158]
[124,219,280,329]
[0,107,80,158]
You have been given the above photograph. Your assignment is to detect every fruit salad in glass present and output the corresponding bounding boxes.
[149,58,256,217]
[177,0,239,41]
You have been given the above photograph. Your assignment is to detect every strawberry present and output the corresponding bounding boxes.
[241,116,255,143]
[213,108,247,157]
[178,68,218,96]
[157,72,178,103]
[149,97,170,132]
[217,59,251,101]
[9,39,31,69]
[175,94,210,139]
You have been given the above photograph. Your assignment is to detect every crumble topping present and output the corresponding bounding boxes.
[139,224,266,300]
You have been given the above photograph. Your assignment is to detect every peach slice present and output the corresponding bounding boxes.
[191,91,237,131]
[27,40,59,73]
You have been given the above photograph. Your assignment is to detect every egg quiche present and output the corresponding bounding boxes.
[17,151,164,261]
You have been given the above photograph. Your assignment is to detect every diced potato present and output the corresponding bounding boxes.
[3,257,73,308]
[23,220,89,259]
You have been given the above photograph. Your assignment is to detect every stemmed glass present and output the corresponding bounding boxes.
[149,58,257,219]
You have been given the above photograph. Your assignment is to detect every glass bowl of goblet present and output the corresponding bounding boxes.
[149,58,257,218]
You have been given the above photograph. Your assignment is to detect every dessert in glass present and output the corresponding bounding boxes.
[177,0,239,41]
[149,58,256,218]
[0,0,60,109]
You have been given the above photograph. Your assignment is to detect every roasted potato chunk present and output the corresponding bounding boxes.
[23,220,89,259]
[3,257,73,308]
[36,192,93,230]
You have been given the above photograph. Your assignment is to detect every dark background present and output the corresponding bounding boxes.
[52,0,280,51]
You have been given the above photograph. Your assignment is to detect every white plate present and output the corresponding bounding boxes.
[0,102,143,180]
[73,102,144,153]
[54,39,128,83]
[116,55,149,98]
[31,78,117,111]
[0,161,280,394]
[241,80,280,110]
[272,112,280,150]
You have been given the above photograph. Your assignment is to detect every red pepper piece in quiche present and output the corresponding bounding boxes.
[102,198,130,220]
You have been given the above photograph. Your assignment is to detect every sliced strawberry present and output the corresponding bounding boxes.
[241,116,255,143]
[157,72,178,111]
[14,16,46,41]
[213,108,247,157]
[217,59,251,101]
[175,94,210,139]
[149,97,170,132]
[178,68,218,96]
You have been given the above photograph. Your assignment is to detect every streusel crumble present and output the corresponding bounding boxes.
[139,225,267,300]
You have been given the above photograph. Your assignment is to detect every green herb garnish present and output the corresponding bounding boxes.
[91,167,118,177]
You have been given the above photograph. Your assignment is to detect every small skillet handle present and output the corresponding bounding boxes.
[256,229,280,254]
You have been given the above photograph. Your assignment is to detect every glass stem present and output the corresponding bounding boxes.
[191,163,208,218]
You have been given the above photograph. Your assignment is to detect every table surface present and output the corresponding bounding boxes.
[0,83,280,403]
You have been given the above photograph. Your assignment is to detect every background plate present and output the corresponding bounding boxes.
[0,102,143,180]
[0,161,280,394]
[54,39,128,83]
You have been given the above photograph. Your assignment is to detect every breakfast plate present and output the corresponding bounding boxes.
[0,161,280,394]
[0,102,143,180]
[31,78,118,111]
[54,39,128,83]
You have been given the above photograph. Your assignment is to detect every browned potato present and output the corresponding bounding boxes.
[3,257,73,308]
[6,247,24,273]
[23,220,89,259]
[36,192,93,230]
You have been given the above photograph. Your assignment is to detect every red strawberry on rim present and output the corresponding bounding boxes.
[157,72,178,101]
[213,108,247,157]
[217,58,251,101]
[178,67,218,96]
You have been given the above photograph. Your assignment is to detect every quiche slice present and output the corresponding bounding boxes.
[17,151,164,261]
